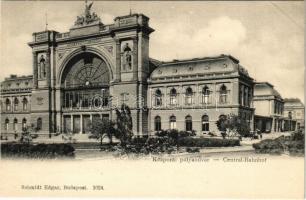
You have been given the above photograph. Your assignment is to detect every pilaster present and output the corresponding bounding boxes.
[33,52,38,89]
[133,37,138,81]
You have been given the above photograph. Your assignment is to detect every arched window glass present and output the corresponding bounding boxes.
[155,89,162,106]
[219,85,227,104]
[22,98,28,111]
[154,116,161,131]
[22,118,27,130]
[14,98,19,111]
[13,118,18,131]
[202,86,210,104]
[202,115,209,132]
[170,115,176,129]
[6,99,11,111]
[185,87,193,105]
[5,119,9,131]
[37,118,42,131]
[185,115,192,131]
[170,88,177,106]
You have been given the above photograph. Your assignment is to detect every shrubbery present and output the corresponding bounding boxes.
[1,143,75,159]
[253,130,305,156]
[252,139,284,155]
[178,137,240,147]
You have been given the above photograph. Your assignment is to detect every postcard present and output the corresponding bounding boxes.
[0,1,304,199]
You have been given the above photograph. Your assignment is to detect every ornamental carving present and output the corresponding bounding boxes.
[37,97,44,105]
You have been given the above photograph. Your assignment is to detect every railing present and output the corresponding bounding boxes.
[62,83,109,90]
[1,88,32,94]
[56,32,70,39]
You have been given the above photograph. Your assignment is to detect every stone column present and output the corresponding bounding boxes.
[80,115,83,134]
[71,115,74,133]
[115,39,121,82]
[33,52,38,89]
[133,37,138,80]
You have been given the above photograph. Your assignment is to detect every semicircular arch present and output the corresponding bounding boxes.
[57,47,114,85]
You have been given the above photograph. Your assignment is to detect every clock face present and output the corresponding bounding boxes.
[62,53,110,87]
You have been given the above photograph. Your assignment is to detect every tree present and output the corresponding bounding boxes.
[114,104,133,146]
[90,118,116,149]
[216,114,250,138]
[216,115,227,139]
[20,126,34,144]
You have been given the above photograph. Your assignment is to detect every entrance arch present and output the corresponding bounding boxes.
[60,51,112,134]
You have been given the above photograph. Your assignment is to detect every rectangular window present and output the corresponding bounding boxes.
[170,122,176,129]
[202,95,209,104]
[155,97,162,106]
[170,96,177,106]
[220,94,227,104]
[202,122,209,132]
[185,96,193,105]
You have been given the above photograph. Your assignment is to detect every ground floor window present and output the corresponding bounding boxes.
[170,116,176,129]
[185,115,192,131]
[5,119,9,131]
[202,115,209,132]
[13,118,18,131]
[37,118,42,131]
[22,118,27,130]
[154,116,161,131]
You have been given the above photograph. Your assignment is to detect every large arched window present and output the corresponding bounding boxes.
[170,88,177,106]
[155,89,162,107]
[219,85,228,104]
[202,115,209,132]
[5,119,9,131]
[5,98,11,111]
[13,118,18,131]
[154,116,161,131]
[185,87,193,105]
[202,86,210,104]
[22,98,28,111]
[37,118,42,131]
[22,118,27,130]
[185,115,192,131]
[14,98,19,111]
[170,115,176,129]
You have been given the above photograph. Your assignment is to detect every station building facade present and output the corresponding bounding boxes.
[0,4,258,138]
[284,98,305,130]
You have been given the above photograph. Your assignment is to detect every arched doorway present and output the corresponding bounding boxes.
[61,52,111,134]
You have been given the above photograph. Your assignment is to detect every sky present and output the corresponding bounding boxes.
[0,1,304,101]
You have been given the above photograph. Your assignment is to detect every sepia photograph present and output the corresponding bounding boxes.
[0,0,304,199]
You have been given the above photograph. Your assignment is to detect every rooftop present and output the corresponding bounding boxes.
[254,82,282,99]
[150,54,251,80]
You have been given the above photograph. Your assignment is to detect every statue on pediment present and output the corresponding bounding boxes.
[85,1,93,18]
[74,0,101,27]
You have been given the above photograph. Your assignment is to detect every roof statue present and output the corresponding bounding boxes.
[74,0,101,27]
